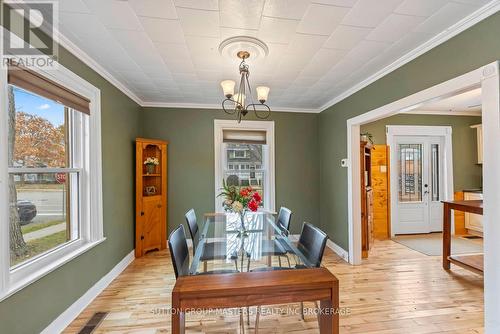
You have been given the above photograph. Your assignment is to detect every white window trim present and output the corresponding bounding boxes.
[0,60,104,302]
[214,120,275,213]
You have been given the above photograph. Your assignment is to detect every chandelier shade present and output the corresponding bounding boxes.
[256,86,270,103]
[220,80,235,98]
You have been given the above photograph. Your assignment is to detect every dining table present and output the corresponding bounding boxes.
[171,212,339,334]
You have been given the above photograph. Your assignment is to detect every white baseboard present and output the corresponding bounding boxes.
[326,239,349,263]
[289,234,349,263]
[41,250,135,334]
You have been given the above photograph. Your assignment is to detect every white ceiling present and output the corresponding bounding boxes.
[411,87,482,115]
[53,0,496,111]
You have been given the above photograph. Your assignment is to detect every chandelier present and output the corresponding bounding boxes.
[220,50,271,123]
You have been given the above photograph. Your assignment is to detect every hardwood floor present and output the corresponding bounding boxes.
[64,239,484,333]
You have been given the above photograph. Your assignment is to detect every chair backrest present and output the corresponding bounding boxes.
[184,209,198,253]
[276,207,292,232]
[297,223,328,268]
[168,225,190,279]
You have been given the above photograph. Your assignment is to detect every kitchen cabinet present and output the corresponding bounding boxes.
[470,124,483,164]
[464,191,483,234]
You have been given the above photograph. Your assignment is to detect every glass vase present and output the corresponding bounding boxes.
[146,164,155,174]
[239,210,249,237]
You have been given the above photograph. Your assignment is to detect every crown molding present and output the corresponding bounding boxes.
[318,0,500,112]
[141,101,220,109]
[404,109,482,116]
[141,101,321,113]
[51,0,498,114]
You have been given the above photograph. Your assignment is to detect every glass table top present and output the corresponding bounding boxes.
[189,212,313,275]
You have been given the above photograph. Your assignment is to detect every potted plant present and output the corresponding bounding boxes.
[218,180,262,237]
[143,157,159,174]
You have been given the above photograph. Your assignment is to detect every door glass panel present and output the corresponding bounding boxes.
[398,144,423,202]
[431,144,440,201]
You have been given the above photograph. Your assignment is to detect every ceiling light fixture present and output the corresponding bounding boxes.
[219,37,271,123]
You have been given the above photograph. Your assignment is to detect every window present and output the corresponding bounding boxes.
[0,62,103,300]
[214,120,275,212]
[231,150,248,158]
[225,143,265,191]
[8,86,80,267]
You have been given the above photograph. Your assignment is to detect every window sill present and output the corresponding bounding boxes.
[0,237,106,302]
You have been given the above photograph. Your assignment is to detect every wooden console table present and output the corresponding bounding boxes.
[171,267,339,333]
[442,200,483,274]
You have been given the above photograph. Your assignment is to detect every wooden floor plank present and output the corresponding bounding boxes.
[64,239,483,333]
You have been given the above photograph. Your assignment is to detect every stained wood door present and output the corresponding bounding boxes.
[141,196,163,253]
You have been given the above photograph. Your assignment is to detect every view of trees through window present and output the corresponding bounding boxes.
[224,143,265,206]
[8,85,76,267]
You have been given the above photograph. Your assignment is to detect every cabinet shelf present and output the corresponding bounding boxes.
[143,194,161,200]
[143,173,161,177]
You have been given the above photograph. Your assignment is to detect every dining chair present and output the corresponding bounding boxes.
[168,225,246,332]
[252,222,328,333]
[185,209,237,271]
[258,207,293,269]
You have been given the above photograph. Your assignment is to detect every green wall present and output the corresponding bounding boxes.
[361,114,482,190]
[319,12,500,249]
[142,108,319,235]
[0,35,142,334]
[1,6,499,334]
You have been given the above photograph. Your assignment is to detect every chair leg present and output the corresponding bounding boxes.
[234,258,239,271]
[286,255,291,268]
[203,261,207,272]
[255,306,260,334]
[300,302,305,320]
[247,306,250,325]
[314,301,320,326]
[247,254,251,272]
[239,308,245,334]
[278,256,282,267]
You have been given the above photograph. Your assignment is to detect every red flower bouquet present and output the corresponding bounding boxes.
[218,181,263,213]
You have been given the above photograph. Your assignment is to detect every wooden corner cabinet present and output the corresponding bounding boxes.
[135,138,168,258]
[360,141,374,258]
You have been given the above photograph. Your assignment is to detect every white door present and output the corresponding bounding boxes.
[391,136,445,235]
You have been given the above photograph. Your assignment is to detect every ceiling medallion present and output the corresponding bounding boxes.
[219,36,271,123]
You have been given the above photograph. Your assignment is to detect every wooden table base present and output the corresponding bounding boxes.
[442,200,483,274]
[172,267,339,334]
